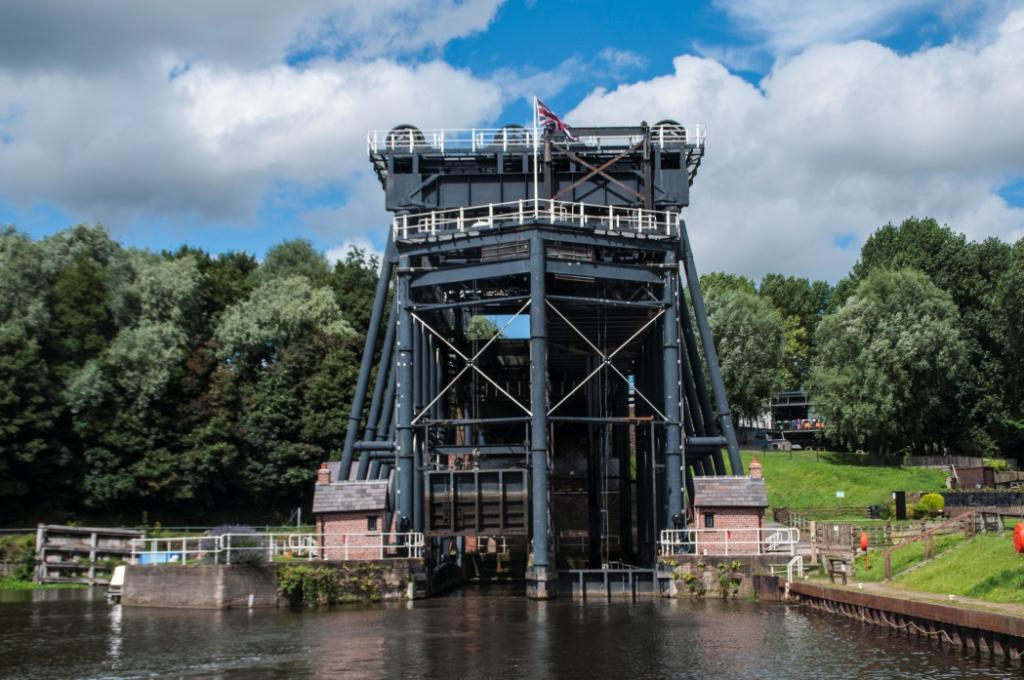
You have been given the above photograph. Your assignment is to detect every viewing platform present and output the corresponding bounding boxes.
[391,198,682,241]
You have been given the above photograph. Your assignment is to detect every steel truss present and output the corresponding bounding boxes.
[335,123,740,586]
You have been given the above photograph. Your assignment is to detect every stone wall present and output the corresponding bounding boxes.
[122,559,426,609]
[667,554,788,599]
[122,564,278,609]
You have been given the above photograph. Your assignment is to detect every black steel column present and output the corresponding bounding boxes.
[679,224,743,474]
[527,231,554,597]
[663,255,684,528]
[396,256,415,529]
[341,235,395,480]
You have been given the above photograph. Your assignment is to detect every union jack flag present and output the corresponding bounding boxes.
[536,98,578,141]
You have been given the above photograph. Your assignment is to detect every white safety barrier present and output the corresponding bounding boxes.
[392,198,681,240]
[130,532,425,565]
[659,527,800,557]
[367,125,706,155]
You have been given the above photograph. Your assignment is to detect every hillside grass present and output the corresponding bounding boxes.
[894,532,1024,604]
[852,532,965,582]
[737,450,948,512]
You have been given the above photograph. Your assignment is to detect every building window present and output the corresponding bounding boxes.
[704,513,715,528]
[366,516,378,531]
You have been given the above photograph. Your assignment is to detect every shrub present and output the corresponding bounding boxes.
[915,493,945,518]
[681,571,706,598]
[277,565,342,606]
[0,535,36,581]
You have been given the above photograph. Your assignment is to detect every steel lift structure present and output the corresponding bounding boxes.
[337,120,741,597]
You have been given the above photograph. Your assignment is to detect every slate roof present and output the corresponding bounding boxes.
[692,477,768,508]
[313,480,390,514]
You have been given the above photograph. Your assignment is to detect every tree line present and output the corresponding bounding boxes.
[0,226,378,523]
[703,217,1024,461]
[0,216,1021,523]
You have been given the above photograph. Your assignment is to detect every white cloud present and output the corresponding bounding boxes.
[0,1,505,71]
[325,237,384,266]
[0,3,505,232]
[569,9,1024,281]
[714,0,941,53]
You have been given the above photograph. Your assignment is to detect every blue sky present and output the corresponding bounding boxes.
[0,0,1021,280]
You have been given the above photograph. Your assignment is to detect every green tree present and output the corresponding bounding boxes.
[758,274,830,389]
[996,238,1024,456]
[466,315,502,341]
[704,287,785,424]
[259,239,330,285]
[833,217,1012,454]
[811,269,966,457]
[700,272,756,296]
[328,246,382,335]
[216,276,355,365]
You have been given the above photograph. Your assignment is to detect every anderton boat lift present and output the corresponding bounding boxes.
[322,116,751,599]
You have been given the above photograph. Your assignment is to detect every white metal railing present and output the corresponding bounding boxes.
[393,198,680,240]
[659,527,800,557]
[367,125,706,155]
[130,532,425,564]
[786,555,804,583]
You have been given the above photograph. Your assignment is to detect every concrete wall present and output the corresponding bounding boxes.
[123,564,278,609]
[668,554,787,599]
[123,559,428,609]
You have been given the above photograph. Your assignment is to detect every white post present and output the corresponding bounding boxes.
[182,538,186,564]
[458,207,464,232]
[488,203,494,227]
[472,128,477,153]
[518,199,524,224]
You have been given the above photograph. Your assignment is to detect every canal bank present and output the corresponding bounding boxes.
[789,580,1024,663]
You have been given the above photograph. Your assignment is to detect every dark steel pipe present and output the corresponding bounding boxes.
[395,258,415,528]
[663,254,684,526]
[679,224,742,474]
[340,234,396,480]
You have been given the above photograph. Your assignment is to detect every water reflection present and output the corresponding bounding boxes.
[0,586,1017,679]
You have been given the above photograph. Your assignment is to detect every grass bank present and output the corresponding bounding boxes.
[0,578,83,591]
[894,532,1024,604]
[738,450,947,513]
[852,532,965,582]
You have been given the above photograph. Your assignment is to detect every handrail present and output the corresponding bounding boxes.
[130,531,425,564]
[786,555,804,584]
[393,198,680,240]
[659,527,800,557]
[367,125,706,155]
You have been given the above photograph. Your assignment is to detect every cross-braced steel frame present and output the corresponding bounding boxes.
[337,122,740,595]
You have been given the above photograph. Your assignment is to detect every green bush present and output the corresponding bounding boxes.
[0,535,36,581]
[915,493,945,518]
[277,565,342,606]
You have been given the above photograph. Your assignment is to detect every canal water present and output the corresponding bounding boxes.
[0,585,1016,679]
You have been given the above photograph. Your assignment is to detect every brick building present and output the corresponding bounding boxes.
[312,462,391,560]
[691,459,768,555]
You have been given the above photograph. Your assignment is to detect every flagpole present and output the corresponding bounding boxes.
[532,95,539,212]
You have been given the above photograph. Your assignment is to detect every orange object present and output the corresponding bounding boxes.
[1014,523,1024,554]
[859,532,869,552]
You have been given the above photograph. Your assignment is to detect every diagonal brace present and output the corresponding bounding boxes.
[552,141,644,202]
[546,300,666,419]
[411,299,533,423]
